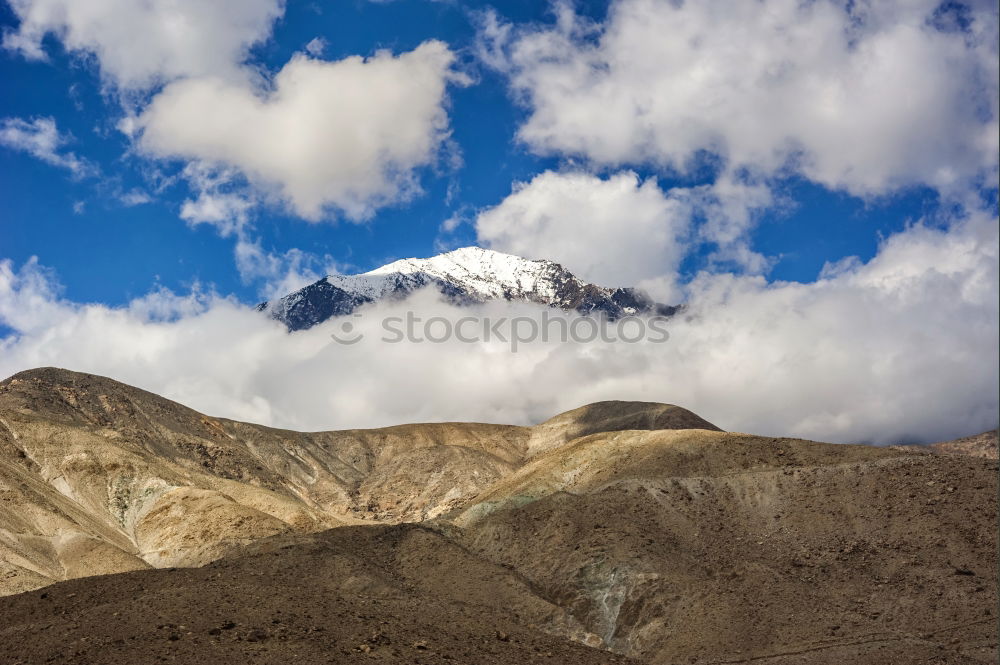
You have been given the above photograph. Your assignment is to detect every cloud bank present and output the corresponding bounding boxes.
[482,0,999,195]
[2,210,995,445]
[1,0,995,447]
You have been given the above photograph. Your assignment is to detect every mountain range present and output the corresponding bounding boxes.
[0,367,996,664]
[257,246,678,331]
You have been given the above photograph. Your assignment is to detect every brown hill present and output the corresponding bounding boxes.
[0,367,996,664]
[450,429,997,663]
[0,368,717,594]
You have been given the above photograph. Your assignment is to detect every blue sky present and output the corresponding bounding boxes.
[1,0,982,308]
[0,0,996,442]
[0,0,561,305]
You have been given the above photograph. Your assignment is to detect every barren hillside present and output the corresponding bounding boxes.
[0,367,995,664]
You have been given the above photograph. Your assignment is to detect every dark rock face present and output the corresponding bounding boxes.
[255,278,371,331]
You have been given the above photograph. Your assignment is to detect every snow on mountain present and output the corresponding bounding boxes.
[258,247,677,331]
[366,247,558,300]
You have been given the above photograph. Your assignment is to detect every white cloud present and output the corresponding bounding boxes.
[475,171,691,299]
[440,211,465,234]
[118,189,152,207]
[180,193,253,235]
[684,174,776,273]
[177,162,255,236]
[0,116,91,175]
[136,42,463,221]
[1,212,995,445]
[234,238,342,300]
[474,170,773,300]
[5,2,464,226]
[2,0,284,89]
[482,0,999,196]
[304,37,328,57]
[671,210,999,443]
[1,0,994,448]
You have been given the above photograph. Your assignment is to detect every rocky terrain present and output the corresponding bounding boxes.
[0,524,642,665]
[257,246,677,330]
[0,367,996,664]
[925,430,998,458]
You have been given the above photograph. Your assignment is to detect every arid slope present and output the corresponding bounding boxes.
[0,367,715,593]
[0,367,996,664]
[450,429,998,663]
[0,524,640,665]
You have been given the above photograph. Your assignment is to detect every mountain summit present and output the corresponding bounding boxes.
[258,247,677,331]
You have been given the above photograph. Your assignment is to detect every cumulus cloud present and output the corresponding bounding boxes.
[1,211,995,444]
[1,0,995,448]
[474,170,773,300]
[2,0,283,89]
[136,42,463,221]
[0,116,91,175]
[475,171,691,299]
[5,2,464,225]
[482,0,999,196]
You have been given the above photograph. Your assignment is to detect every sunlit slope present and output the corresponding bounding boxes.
[0,367,714,594]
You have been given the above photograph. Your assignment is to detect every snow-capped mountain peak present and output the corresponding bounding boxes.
[366,247,556,300]
[258,246,676,331]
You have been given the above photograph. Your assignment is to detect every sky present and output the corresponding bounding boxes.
[0,0,997,444]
